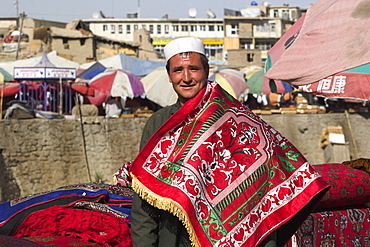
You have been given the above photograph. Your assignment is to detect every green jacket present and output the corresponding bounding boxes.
[132,101,191,247]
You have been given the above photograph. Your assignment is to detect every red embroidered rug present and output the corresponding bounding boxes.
[130,81,329,246]
[285,206,370,247]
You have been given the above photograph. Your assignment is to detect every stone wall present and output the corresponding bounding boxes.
[1,113,370,202]
[0,117,147,202]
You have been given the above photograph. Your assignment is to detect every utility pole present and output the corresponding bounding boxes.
[138,0,140,18]
[15,0,19,17]
[15,12,26,61]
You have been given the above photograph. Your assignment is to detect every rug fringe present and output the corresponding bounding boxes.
[131,174,200,247]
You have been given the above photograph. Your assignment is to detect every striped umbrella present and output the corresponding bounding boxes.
[208,68,248,99]
[88,69,144,99]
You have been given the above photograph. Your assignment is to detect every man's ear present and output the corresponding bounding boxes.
[167,74,172,83]
[205,65,210,78]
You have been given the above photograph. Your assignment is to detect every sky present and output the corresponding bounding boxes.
[1,0,317,23]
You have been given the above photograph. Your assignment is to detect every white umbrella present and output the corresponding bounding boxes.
[140,67,178,107]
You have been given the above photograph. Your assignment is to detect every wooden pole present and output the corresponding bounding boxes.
[345,110,360,159]
[0,81,4,119]
[15,12,26,61]
[59,77,63,114]
[74,93,92,182]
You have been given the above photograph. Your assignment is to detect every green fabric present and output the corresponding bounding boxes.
[246,69,265,94]
[344,62,370,73]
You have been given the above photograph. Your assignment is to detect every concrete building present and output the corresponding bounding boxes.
[0,16,66,42]
[0,3,306,65]
[0,16,67,61]
[81,16,225,63]
[81,3,303,66]
[223,3,302,67]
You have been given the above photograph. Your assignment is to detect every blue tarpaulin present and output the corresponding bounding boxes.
[119,53,165,77]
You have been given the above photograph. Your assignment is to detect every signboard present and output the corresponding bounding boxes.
[45,68,76,79]
[14,67,76,80]
[14,68,44,79]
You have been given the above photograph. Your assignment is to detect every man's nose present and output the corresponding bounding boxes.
[183,69,191,82]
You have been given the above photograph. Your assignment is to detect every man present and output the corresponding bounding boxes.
[116,37,329,247]
[132,37,207,247]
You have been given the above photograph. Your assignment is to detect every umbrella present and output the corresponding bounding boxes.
[246,69,266,94]
[0,69,16,119]
[208,68,248,99]
[0,68,14,82]
[141,67,249,107]
[140,67,178,107]
[84,67,108,79]
[245,68,294,95]
[265,0,370,100]
[88,69,145,99]
[77,61,106,79]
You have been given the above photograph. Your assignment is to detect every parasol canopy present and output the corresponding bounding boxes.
[88,69,145,99]
[140,67,178,108]
[246,68,294,95]
[77,61,106,79]
[0,68,14,83]
[265,0,370,100]
[141,66,249,107]
[208,68,248,99]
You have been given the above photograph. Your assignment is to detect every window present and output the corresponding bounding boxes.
[208,25,215,31]
[256,23,270,32]
[118,25,123,34]
[190,25,197,32]
[247,53,254,62]
[270,22,276,32]
[282,9,289,19]
[242,42,253,49]
[103,25,108,31]
[134,24,138,30]
[217,25,223,31]
[199,25,206,31]
[181,25,188,32]
[231,23,238,35]
[110,25,115,34]
[62,38,69,49]
[157,25,161,34]
[173,25,179,32]
[142,24,146,29]
[149,25,154,34]
[126,25,131,34]
[165,25,169,34]
[255,41,274,51]
[273,10,279,17]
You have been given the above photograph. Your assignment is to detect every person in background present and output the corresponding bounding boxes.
[105,96,123,118]
[115,37,329,247]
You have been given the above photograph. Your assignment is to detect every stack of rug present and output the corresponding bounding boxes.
[0,183,133,247]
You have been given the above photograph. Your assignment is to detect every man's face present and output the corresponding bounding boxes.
[167,52,209,105]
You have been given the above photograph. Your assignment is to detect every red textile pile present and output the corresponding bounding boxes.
[12,205,132,247]
[285,206,370,246]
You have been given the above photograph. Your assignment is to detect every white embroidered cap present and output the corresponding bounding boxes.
[164,37,205,62]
